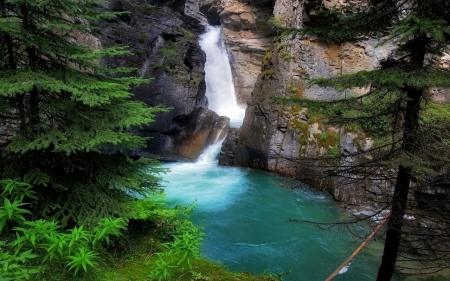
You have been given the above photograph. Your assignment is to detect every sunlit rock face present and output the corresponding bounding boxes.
[199,0,275,105]
[230,0,394,173]
[169,107,229,161]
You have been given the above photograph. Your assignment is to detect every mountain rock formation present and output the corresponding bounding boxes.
[214,0,449,206]
[98,0,228,161]
[97,0,448,207]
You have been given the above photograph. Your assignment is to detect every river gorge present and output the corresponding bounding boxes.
[161,26,400,281]
[96,0,450,280]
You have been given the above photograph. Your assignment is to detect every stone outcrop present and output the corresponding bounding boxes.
[233,1,393,162]
[168,107,229,160]
[99,0,229,160]
[218,127,239,165]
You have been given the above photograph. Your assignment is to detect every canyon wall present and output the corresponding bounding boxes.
[211,0,396,205]
[213,0,449,206]
[99,0,228,161]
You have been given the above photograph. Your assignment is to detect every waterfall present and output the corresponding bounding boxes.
[199,26,246,129]
[196,138,225,165]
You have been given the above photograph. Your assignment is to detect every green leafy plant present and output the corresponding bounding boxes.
[148,204,203,280]
[0,179,134,279]
[66,247,99,275]
[149,252,177,281]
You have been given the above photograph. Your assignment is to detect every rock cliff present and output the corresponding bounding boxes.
[213,0,450,207]
[211,0,397,205]
[99,0,229,161]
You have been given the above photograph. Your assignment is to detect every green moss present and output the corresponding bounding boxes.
[268,17,284,30]
[328,146,340,158]
[289,120,309,146]
[342,122,361,132]
[292,104,303,112]
[314,130,339,148]
[260,69,276,80]
[325,129,339,147]
[181,28,196,40]
[152,62,164,70]
[288,86,299,94]
[314,132,327,147]
[131,3,155,15]
[262,51,273,66]
[180,75,202,87]
[287,86,303,98]
[273,35,283,42]
[280,51,294,61]
[157,41,183,75]
[276,42,288,51]
[139,32,148,44]
[190,76,201,87]
[308,113,326,123]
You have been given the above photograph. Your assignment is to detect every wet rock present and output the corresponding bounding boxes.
[169,107,230,160]
[218,128,239,165]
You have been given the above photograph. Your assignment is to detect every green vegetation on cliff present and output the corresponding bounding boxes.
[276,1,450,280]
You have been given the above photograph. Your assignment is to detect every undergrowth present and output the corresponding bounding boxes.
[0,179,283,281]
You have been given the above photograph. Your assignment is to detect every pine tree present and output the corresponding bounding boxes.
[280,0,450,280]
[0,0,168,227]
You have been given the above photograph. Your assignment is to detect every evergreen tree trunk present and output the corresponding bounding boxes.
[21,3,40,133]
[377,33,426,280]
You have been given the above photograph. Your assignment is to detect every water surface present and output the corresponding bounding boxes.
[162,161,399,281]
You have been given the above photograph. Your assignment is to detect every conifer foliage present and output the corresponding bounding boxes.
[0,0,167,227]
[280,0,450,280]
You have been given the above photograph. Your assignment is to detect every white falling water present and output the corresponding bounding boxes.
[199,26,246,129]
[196,138,225,165]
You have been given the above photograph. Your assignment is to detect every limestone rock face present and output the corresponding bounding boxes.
[234,31,394,170]
[199,0,275,104]
[99,0,215,160]
[224,0,399,206]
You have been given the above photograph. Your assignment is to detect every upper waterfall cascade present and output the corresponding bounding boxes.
[199,26,246,129]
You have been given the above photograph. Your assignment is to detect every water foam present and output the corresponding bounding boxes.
[196,138,225,165]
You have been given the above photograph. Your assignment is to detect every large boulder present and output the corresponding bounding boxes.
[168,107,229,160]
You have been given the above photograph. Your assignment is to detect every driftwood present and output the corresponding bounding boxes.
[325,214,390,281]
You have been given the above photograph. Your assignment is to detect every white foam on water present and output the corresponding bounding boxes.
[163,161,247,212]
[196,138,225,165]
[339,262,351,274]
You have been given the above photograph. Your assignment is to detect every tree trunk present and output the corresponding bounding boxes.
[376,86,423,281]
